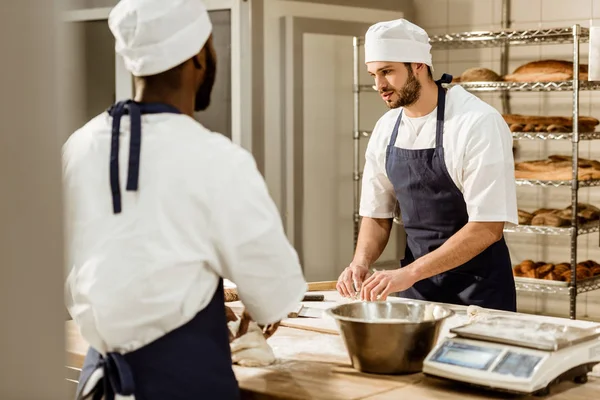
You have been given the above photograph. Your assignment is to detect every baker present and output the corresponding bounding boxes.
[63,1,307,399]
[336,19,518,311]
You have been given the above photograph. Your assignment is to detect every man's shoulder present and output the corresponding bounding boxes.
[370,108,402,143]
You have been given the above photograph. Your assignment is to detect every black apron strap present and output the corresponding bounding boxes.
[79,352,135,400]
[433,74,451,149]
[106,101,182,214]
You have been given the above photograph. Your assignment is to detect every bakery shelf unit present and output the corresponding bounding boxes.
[351,23,600,319]
[432,23,598,319]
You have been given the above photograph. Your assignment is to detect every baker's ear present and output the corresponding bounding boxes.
[192,54,202,70]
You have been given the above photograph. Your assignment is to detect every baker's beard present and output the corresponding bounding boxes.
[383,70,421,109]
[194,53,217,112]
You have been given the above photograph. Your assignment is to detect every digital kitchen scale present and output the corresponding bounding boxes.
[422,316,600,396]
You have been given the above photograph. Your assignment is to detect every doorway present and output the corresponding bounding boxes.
[281,17,406,281]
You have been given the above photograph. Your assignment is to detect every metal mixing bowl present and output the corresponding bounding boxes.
[326,300,454,374]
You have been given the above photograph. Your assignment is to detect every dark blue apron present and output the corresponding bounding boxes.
[385,74,516,312]
[75,101,240,399]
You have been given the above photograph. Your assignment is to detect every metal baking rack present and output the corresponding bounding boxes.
[351,8,598,318]
[504,220,600,236]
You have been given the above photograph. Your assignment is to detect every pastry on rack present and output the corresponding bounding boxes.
[503,59,588,82]
[517,203,600,227]
[458,67,502,82]
[518,210,534,225]
[503,114,599,133]
[513,259,600,282]
[515,155,600,181]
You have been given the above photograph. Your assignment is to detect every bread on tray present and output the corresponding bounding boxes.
[503,114,599,134]
[515,155,600,181]
[513,259,600,282]
[503,60,588,82]
[517,203,600,228]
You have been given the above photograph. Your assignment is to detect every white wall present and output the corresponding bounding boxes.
[414,0,600,320]
[262,0,405,281]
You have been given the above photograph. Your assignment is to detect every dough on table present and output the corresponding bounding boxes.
[230,321,276,367]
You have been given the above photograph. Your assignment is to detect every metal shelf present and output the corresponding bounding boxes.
[429,27,588,49]
[515,179,600,188]
[357,81,600,93]
[355,84,377,93]
[515,275,600,295]
[512,131,600,141]
[445,80,600,92]
[504,221,600,236]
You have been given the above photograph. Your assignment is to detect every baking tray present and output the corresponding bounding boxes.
[450,316,600,351]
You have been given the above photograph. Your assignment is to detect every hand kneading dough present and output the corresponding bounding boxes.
[230,321,276,367]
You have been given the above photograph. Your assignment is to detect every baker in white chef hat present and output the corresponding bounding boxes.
[65,1,308,399]
[337,19,519,314]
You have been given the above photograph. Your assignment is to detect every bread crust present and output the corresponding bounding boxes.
[504,60,588,82]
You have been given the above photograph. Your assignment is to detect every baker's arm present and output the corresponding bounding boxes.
[211,149,307,326]
[337,217,392,297]
[337,117,397,297]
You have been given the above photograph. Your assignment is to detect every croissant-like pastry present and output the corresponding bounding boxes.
[520,260,536,273]
[513,265,523,276]
[553,264,570,275]
[518,210,534,225]
[537,263,555,277]
[591,266,600,276]
[524,269,539,279]
[544,272,558,281]
[577,267,593,279]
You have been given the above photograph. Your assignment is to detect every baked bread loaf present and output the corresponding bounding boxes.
[460,67,502,82]
[513,259,599,282]
[531,211,569,227]
[504,60,588,82]
[503,114,599,133]
[515,155,600,181]
[517,203,600,227]
[518,210,534,225]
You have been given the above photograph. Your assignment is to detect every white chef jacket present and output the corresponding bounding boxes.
[63,112,307,354]
[360,85,518,226]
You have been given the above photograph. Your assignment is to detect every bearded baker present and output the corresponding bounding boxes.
[63,1,307,399]
[336,19,518,311]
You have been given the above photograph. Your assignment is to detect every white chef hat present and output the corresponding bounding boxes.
[364,19,433,68]
[108,0,213,77]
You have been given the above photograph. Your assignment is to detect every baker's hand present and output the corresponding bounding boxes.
[337,263,370,297]
[360,268,417,301]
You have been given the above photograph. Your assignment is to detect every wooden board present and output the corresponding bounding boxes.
[307,281,337,291]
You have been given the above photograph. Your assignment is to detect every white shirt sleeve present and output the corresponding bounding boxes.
[462,112,518,226]
[359,117,397,219]
[210,150,307,325]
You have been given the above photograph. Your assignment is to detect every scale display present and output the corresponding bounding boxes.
[493,352,543,378]
[430,342,502,371]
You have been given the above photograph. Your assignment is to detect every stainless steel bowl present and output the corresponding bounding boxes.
[326,301,454,374]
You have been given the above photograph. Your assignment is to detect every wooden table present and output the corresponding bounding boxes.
[65,291,600,400]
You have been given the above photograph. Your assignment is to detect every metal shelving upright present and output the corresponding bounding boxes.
[352,24,600,319]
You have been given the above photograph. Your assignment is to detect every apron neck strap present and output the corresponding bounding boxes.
[434,74,452,149]
[106,100,182,214]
